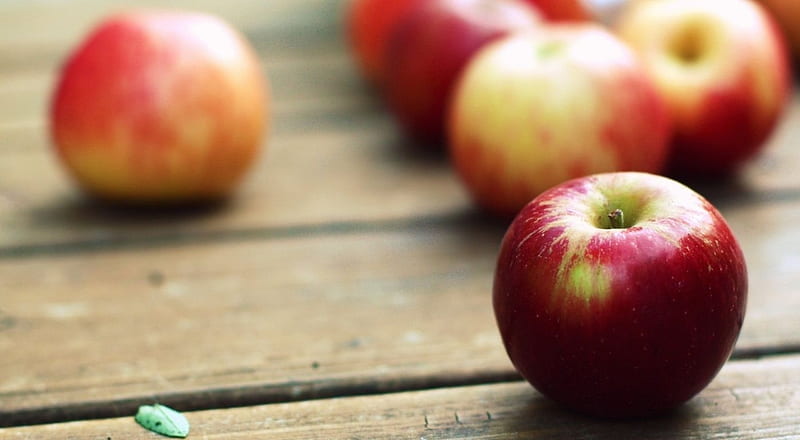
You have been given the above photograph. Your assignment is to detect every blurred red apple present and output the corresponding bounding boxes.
[521,0,631,24]
[448,25,670,217]
[494,171,747,417]
[345,0,425,85]
[51,10,269,203]
[757,0,800,59]
[383,0,540,144]
[522,0,591,21]
[617,0,791,176]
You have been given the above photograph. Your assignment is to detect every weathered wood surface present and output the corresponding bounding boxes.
[2,196,800,425]
[0,223,508,425]
[1,0,799,436]
[0,0,798,252]
[2,354,799,439]
[0,0,472,252]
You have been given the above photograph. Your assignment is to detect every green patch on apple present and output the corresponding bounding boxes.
[564,261,610,303]
[494,172,747,418]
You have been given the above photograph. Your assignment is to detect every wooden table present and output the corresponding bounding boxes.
[1,1,799,438]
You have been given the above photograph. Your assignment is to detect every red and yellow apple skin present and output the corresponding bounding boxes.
[51,11,269,203]
[522,0,591,21]
[448,25,670,217]
[617,0,791,177]
[494,172,747,418]
[757,0,800,59]
[345,0,425,85]
[383,0,540,144]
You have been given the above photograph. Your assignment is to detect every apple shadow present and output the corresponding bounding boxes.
[380,129,451,165]
[672,173,754,207]
[375,128,514,224]
[664,168,782,213]
[495,393,707,439]
[19,192,235,236]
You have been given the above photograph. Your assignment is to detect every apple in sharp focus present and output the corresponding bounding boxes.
[494,171,747,418]
[51,10,269,204]
[616,0,791,177]
[448,24,670,217]
[345,0,425,85]
[383,0,541,144]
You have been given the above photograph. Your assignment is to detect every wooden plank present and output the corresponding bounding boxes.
[0,0,348,69]
[725,201,800,355]
[0,74,798,253]
[0,5,478,251]
[2,354,799,439]
[1,199,799,424]
[0,0,799,433]
[0,0,798,253]
[0,121,468,253]
[0,223,507,425]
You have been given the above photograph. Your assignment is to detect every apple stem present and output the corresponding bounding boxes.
[608,208,625,229]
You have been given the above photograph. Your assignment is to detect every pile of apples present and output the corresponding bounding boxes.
[347,0,792,418]
[347,0,792,217]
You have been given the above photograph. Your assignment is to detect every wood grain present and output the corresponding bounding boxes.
[0,15,472,251]
[0,222,507,425]
[1,89,799,256]
[1,200,799,425]
[1,0,798,254]
[2,0,800,435]
[2,354,799,439]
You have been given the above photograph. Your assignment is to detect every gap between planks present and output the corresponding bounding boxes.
[2,183,800,260]
[0,367,522,428]
[1,353,799,438]
[2,349,799,430]
[0,210,482,260]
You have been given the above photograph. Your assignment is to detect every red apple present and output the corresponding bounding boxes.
[522,0,591,21]
[51,11,269,203]
[521,0,630,24]
[383,0,540,144]
[494,171,747,418]
[448,25,670,217]
[756,0,800,59]
[616,0,791,176]
[345,0,425,85]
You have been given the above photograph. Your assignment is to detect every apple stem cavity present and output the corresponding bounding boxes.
[608,208,625,229]
[671,24,704,64]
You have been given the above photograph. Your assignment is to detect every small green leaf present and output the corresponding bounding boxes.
[135,404,190,438]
